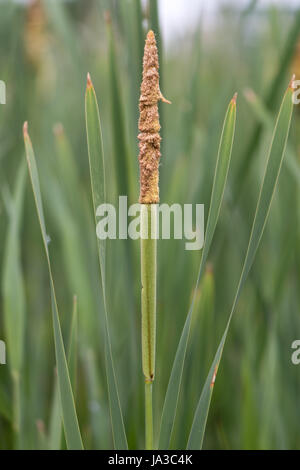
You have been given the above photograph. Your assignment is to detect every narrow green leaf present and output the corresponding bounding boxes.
[67,295,78,394]
[119,0,144,126]
[48,294,78,450]
[53,123,80,206]
[158,95,237,449]
[2,161,26,375]
[106,15,134,201]
[84,348,110,449]
[23,123,83,450]
[85,74,128,450]
[187,82,294,450]
[236,9,300,195]
[2,161,26,446]
[244,87,300,186]
[48,370,62,451]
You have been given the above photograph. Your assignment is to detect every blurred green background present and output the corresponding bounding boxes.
[1,0,300,450]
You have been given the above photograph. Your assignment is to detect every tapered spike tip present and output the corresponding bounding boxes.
[147,30,155,40]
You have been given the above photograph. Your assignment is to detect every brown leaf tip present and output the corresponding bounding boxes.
[231,92,238,104]
[23,121,28,137]
[289,73,296,89]
[87,72,93,90]
[210,364,218,389]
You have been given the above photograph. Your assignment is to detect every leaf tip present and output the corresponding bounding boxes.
[289,73,296,89]
[210,364,218,389]
[86,72,93,90]
[231,92,238,105]
[23,121,28,138]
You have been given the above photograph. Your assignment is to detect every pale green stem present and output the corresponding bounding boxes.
[145,382,153,450]
[141,204,157,449]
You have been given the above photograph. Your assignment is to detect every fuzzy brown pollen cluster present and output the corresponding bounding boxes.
[138,30,170,204]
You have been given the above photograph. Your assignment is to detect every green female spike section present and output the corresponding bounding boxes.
[140,204,157,382]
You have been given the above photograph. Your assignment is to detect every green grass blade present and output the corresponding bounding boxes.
[48,294,78,450]
[23,123,83,450]
[2,162,26,375]
[149,0,162,86]
[42,0,80,71]
[106,16,134,201]
[53,123,80,206]
[119,0,144,126]
[2,161,26,446]
[67,295,78,394]
[187,81,294,450]
[48,371,62,450]
[158,95,237,449]
[85,74,128,450]
[244,87,300,186]
[236,9,300,196]
[84,348,110,449]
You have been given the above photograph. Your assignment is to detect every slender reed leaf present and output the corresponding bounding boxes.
[187,81,294,450]
[48,294,78,450]
[23,123,83,450]
[236,9,300,195]
[67,295,78,393]
[158,94,237,449]
[106,15,134,201]
[48,371,62,451]
[244,87,300,186]
[2,161,26,446]
[85,74,128,450]
[2,162,26,376]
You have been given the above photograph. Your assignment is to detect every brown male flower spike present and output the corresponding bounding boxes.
[138,30,171,204]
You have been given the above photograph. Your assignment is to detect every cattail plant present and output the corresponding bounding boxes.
[17,4,295,451]
[138,30,170,449]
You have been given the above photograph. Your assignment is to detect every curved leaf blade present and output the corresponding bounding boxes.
[85,74,128,450]
[23,124,83,450]
[187,81,294,450]
[158,95,237,449]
